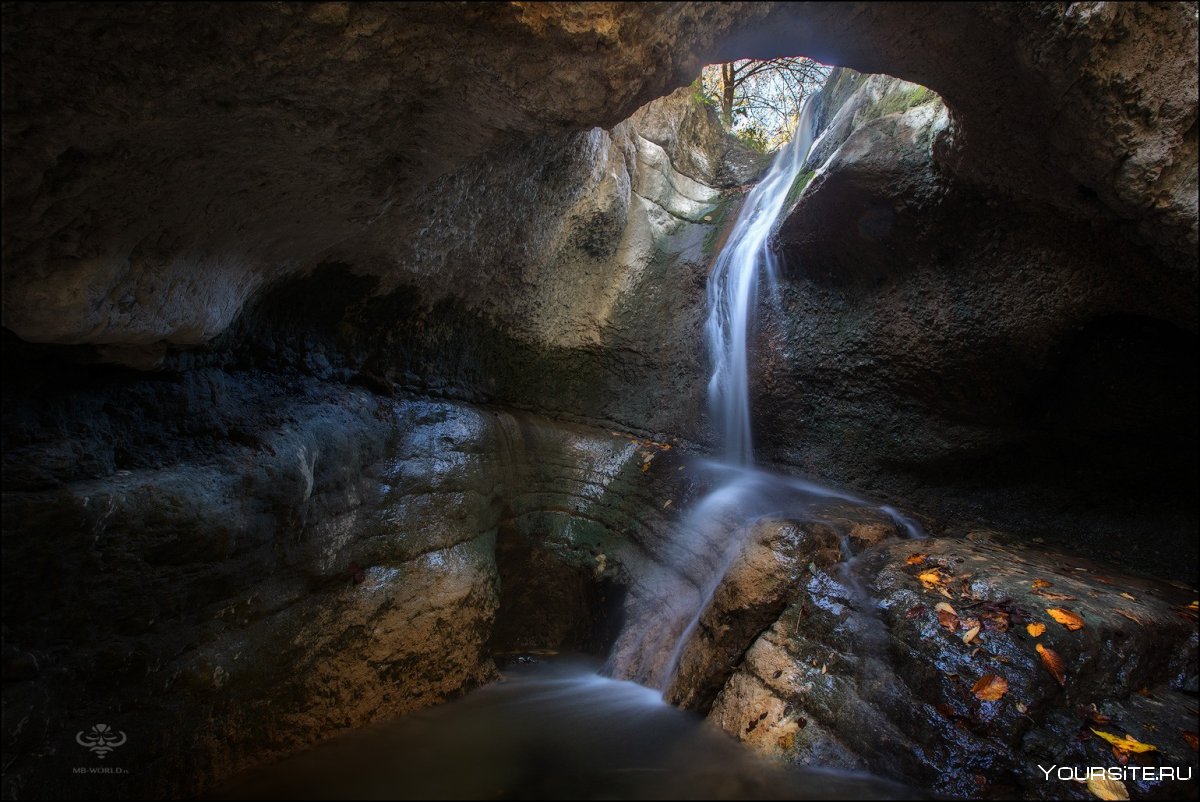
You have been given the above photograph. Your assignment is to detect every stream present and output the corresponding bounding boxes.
[212,657,919,800]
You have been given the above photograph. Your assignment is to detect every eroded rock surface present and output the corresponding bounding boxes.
[2,3,1197,799]
[1,373,702,798]
[762,69,1198,579]
[676,524,1199,799]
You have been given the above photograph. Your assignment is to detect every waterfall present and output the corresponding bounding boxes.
[705,96,818,465]
[607,91,922,694]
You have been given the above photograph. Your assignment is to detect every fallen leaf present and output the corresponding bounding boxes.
[1047,607,1085,630]
[938,609,959,632]
[1035,589,1078,601]
[1181,731,1198,751]
[971,673,1008,701]
[1026,622,1046,637]
[1087,775,1129,801]
[1037,643,1066,686]
[918,569,946,589]
[1090,729,1158,754]
[1015,701,1029,714]
[939,587,954,599]
[1032,579,1052,589]
[1115,608,1149,625]
[983,610,1011,632]
[934,602,957,615]
[962,625,981,644]
[906,553,928,565]
[1119,592,1136,601]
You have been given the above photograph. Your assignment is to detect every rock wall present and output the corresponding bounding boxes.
[758,69,1197,577]
[2,3,1197,798]
[2,371,704,797]
[3,3,1193,352]
[1,82,738,796]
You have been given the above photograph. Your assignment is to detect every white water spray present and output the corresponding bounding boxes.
[608,88,922,694]
[705,97,818,464]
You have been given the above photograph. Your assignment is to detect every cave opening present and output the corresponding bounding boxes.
[2,4,1197,801]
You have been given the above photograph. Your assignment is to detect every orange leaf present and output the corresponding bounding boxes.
[918,569,946,588]
[1090,729,1157,754]
[962,625,981,644]
[1032,579,1052,589]
[1046,607,1085,630]
[906,553,928,565]
[1026,622,1046,637]
[1034,589,1077,601]
[938,609,959,632]
[1036,643,1066,686]
[971,674,1008,701]
[1115,608,1149,626]
[1182,731,1198,751]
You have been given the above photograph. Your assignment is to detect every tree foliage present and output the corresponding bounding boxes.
[697,58,831,151]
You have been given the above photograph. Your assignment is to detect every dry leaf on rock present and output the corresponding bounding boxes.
[1087,775,1129,801]
[1034,589,1078,601]
[1046,607,1085,630]
[918,569,947,589]
[1026,622,1046,637]
[1090,729,1158,754]
[938,609,959,632]
[1036,643,1066,686]
[1114,608,1149,626]
[971,674,1008,701]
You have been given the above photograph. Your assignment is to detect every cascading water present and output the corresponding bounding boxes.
[706,97,818,465]
[609,91,923,694]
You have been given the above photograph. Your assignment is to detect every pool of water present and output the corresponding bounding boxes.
[212,656,920,800]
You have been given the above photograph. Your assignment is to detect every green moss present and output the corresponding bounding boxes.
[855,83,936,127]
[701,191,743,257]
[785,169,816,206]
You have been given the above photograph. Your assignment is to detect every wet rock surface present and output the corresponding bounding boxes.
[687,526,1199,799]
[2,3,1197,799]
[0,367,698,798]
[762,70,1198,579]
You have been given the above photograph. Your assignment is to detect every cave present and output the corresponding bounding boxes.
[2,3,1197,800]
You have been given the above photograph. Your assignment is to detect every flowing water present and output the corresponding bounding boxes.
[630,95,922,692]
[212,657,918,800]
[219,90,925,801]
[706,97,819,466]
